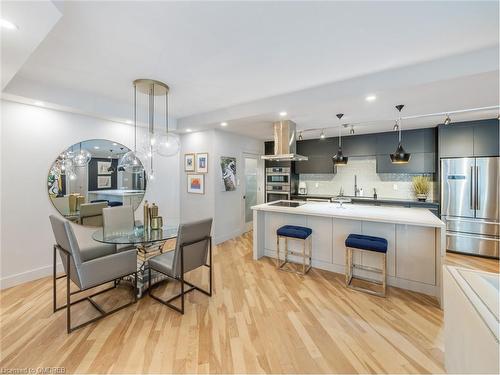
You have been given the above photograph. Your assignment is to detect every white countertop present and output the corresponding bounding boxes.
[446,266,499,342]
[88,189,145,196]
[252,201,445,228]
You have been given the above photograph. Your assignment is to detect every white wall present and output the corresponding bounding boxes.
[0,100,180,288]
[180,130,264,244]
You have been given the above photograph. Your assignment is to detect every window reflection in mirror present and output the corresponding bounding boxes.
[47,139,146,226]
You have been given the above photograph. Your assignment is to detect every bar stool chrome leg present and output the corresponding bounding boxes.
[345,247,387,297]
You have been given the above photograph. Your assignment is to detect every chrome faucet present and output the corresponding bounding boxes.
[354,175,360,196]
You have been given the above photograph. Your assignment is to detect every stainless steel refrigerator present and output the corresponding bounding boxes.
[441,157,499,258]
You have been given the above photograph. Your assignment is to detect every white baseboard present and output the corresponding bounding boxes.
[0,262,63,290]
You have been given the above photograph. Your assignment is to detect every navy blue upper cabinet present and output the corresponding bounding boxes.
[376,128,436,154]
[342,134,377,156]
[473,119,499,156]
[375,128,437,173]
[438,119,499,158]
[295,138,337,174]
[376,152,436,174]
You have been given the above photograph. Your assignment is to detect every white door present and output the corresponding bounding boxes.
[243,154,263,232]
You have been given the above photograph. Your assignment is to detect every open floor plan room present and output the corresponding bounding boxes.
[1,1,499,374]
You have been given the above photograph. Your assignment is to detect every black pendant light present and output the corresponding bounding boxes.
[333,113,348,165]
[390,104,411,164]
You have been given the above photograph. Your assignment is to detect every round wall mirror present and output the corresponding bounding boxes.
[47,139,146,226]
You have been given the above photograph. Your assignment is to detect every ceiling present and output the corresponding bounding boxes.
[0,0,61,89]
[2,1,499,139]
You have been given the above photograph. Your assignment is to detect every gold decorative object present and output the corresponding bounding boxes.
[149,203,158,219]
[68,194,78,212]
[143,201,150,230]
[76,196,85,210]
[151,216,163,230]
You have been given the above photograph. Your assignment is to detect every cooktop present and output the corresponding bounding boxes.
[268,201,305,208]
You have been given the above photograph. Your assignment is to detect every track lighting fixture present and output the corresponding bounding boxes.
[444,114,451,125]
[320,130,325,139]
[393,121,399,131]
[349,126,355,135]
[298,131,303,141]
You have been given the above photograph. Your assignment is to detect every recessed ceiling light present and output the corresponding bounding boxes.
[34,101,44,106]
[112,143,117,146]
[0,19,18,30]
[220,122,228,127]
[279,111,287,117]
[94,146,100,149]
[186,129,192,132]
[125,120,132,124]
[365,95,376,102]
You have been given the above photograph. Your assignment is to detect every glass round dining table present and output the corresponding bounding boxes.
[92,224,178,245]
[92,224,179,297]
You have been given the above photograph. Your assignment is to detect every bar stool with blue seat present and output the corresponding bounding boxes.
[276,225,312,275]
[345,234,387,297]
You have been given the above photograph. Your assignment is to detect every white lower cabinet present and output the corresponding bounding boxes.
[360,222,396,277]
[396,224,436,285]
[331,219,361,266]
[305,216,333,263]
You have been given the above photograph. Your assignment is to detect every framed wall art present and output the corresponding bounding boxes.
[185,153,195,172]
[196,153,208,173]
[187,173,204,194]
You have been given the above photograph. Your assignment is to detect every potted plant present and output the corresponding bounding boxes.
[412,176,430,201]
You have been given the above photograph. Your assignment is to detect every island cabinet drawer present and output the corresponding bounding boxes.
[395,225,436,285]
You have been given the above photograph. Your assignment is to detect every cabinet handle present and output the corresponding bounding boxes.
[470,166,474,210]
[475,166,480,211]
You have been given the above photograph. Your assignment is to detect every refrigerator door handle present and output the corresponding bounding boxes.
[470,165,475,210]
[475,166,480,211]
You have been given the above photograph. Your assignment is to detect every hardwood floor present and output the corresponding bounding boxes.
[0,232,497,373]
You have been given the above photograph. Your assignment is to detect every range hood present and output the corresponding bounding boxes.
[261,120,308,161]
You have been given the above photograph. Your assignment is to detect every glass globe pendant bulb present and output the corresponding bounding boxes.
[73,148,91,167]
[60,150,74,160]
[118,150,145,174]
[157,133,180,157]
[67,168,77,180]
[61,158,73,171]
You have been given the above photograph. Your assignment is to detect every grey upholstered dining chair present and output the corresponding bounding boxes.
[79,202,107,226]
[102,205,134,236]
[148,218,213,314]
[49,215,138,333]
[102,205,137,252]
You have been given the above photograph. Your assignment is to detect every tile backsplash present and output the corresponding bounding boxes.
[299,156,435,200]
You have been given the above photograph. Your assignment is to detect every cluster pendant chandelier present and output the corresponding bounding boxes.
[390,104,411,164]
[332,113,348,165]
[118,79,180,179]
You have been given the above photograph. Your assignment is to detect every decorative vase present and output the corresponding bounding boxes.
[416,194,427,202]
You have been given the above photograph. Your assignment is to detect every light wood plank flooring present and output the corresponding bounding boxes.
[0,232,497,373]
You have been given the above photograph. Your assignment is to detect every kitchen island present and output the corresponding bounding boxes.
[87,189,145,207]
[252,201,446,304]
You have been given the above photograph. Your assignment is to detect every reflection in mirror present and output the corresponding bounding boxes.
[48,139,147,226]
